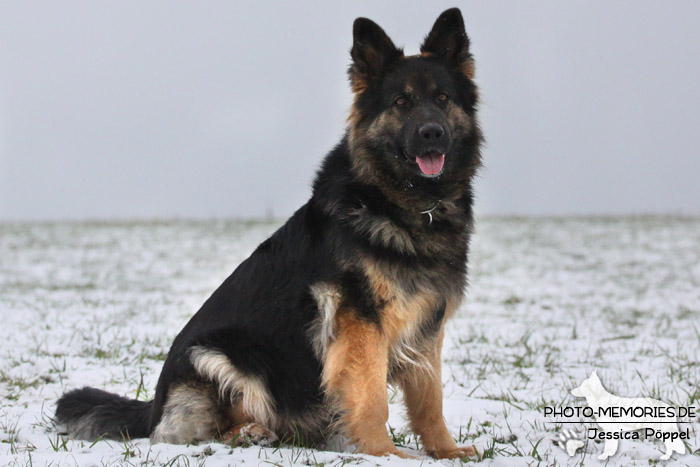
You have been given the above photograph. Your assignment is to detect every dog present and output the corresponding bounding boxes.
[56,8,483,459]
[571,371,687,460]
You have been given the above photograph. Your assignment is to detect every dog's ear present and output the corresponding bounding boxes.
[421,8,474,79]
[591,370,599,381]
[349,18,403,93]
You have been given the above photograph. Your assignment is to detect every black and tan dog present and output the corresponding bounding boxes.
[56,8,482,459]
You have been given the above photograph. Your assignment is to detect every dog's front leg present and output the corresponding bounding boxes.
[323,313,408,458]
[398,327,478,459]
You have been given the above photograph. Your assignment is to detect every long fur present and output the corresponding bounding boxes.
[55,8,482,455]
[55,387,152,440]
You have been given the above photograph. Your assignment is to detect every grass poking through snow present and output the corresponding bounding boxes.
[0,216,699,465]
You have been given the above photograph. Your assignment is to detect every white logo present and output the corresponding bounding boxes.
[557,429,584,456]
[568,371,687,460]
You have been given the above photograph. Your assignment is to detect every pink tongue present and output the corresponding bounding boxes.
[416,153,445,175]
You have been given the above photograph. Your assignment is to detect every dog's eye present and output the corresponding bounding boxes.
[438,93,449,102]
[394,96,407,106]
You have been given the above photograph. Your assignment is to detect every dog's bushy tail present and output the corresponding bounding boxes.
[55,387,153,440]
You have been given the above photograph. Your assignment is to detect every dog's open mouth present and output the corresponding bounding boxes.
[415,152,445,176]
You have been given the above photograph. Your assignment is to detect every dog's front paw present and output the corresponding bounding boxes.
[358,439,417,459]
[428,445,479,460]
[367,447,416,459]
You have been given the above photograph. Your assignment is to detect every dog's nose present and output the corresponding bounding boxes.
[418,123,445,142]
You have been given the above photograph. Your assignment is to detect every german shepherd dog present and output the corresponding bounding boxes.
[56,8,482,459]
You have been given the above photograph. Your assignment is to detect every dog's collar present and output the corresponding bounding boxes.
[420,200,441,225]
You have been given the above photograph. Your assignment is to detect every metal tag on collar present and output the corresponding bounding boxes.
[420,200,441,225]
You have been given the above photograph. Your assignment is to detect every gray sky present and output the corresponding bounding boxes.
[2,1,699,220]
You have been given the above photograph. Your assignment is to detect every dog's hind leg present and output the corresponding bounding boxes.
[221,422,278,447]
[189,346,277,428]
[150,383,227,444]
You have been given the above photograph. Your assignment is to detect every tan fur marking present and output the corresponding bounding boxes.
[322,313,400,456]
[327,260,466,457]
[347,101,363,127]
[446,101,472,133]
[347,109,403,189]
[362,260,438,373]
[350,71,368,95]
[317,258,466,457]
[461,58,475,79]
[399,326,477,459]
[366,110,402,141]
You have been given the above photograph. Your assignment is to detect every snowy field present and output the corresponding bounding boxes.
[1,216,698,466]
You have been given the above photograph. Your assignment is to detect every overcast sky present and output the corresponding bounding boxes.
[1,1,699,220]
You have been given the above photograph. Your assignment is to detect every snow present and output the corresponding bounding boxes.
[0,217,698,466]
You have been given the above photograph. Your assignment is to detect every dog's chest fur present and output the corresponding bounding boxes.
[310,173,471,376]
[363,258,462,374]
[309,249,465,376]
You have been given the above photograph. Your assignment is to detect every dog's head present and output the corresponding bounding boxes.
[347,8,482,202]
[571,371,604,398]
